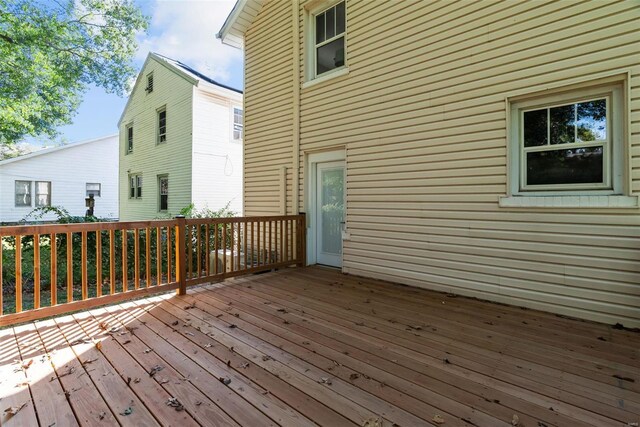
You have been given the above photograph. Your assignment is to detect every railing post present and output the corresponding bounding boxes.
[175,215,187,295]
[297,213,306,267]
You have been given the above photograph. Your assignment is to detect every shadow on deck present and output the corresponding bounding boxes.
[1,266,638,426]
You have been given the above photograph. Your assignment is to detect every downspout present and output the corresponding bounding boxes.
[292,0,301,215]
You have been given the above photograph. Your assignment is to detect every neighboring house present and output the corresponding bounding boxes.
[0,135,119,223]
[219,2,640,327]
[118,53,243,221]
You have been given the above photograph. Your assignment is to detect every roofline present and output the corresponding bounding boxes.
[217,0,265,49]
[118,52,242,126]
[0,134,118,166]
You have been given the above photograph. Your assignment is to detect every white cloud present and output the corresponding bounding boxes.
[136,0,243,84]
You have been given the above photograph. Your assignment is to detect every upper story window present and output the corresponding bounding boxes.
[157,107,167,144]
[86,183,101,197]
[502,78,633,208]
[158,175,168,212]
[233,107,243,141]
[126,124,133,154]
[129,174,142,199]
[146,73,154,93]
[35,181,51,207]
[15,180,31,207]
[310,1,346,79]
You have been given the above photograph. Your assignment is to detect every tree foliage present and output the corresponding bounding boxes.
[0,0,148,145]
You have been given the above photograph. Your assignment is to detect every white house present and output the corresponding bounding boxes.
[118,53,243,221]
[0,135,119,223]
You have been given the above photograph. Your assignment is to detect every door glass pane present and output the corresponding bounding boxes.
[321,168,344,255]
[526,146,603,185]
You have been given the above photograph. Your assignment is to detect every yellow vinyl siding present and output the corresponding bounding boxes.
[119,58,194,220]
[243,0,640,326]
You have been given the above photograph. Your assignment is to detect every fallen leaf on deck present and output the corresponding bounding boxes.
[184,332,195,336]
[262,355,273,361]
[158,378,170,385]
[95,342,102,351]
[277,308,288,313]
[99,322,108,330]
[58,367,76,378]
[184,303,196,310]
[215,314,223,318]
[98,411,106,420]
[318,377,332,385]
[171,321,179,326]
[349,373,360,380]
[511,414,520,426]
[240,363,250,369]
[15,381,30,387]
[355,322,365,326]
[108,327,120,334]
[195,401,202,406]
[122,340,131,345]
[121,407,133,416]
[362,417,382,426]
[81,358,98,365]
[4,402,28,417]
[133,378,141,383]
[22,360,33,370]
[613,374,635,383]
[204,343,213,348]
[143,348,153,354]
[219,377,231,385]
[228,324,237,329]
[149,365,164,377]
[432,414,445,424]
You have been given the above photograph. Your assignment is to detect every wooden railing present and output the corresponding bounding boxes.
[0,214,305,326]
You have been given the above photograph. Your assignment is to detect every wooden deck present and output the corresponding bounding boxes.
[1,266,638,426]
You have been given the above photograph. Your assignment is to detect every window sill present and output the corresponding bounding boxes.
[302,67,349,89]
[499,195,639,209]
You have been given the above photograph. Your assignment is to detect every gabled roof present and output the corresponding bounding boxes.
[0,134,118,166]
[217,0,266,49]
[118,52,242,126]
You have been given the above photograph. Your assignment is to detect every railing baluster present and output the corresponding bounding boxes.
[175,216,186,295]
[214,224,219,275]
[167,226,172,283]
[109,230,115,295]
[66,232,72,303]
[205,224,210,277]
[1,237,3,315]
[280,220,285,263]
[250,221,254,267]
[122,229,128,292]
[134,228,140,290]
[15,236,22,313]
[156,227,161,286]
[256,221,261,267]
[145,227,151,288]
[34,234,40,309]
[237,222,241,271]
[50,233,57,306]
[187,224,193,279]
[196,224,201,277]
[262,220,267,265]
[268,221,272,265]
[243,222,248,270]
[96,231,102,297]
[222,222,227,273]
[81,231,87,300]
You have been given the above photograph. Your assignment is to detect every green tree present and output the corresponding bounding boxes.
[0,0,148,145]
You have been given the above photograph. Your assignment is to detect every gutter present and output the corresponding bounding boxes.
[292,0,300,215]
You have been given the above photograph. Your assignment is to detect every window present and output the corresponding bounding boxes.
[15,180,31,206]
[312,1,345,78]
[158,175,168,211]
[503,79,634,207]
[233,107,243,141]
[35,181,51,207]
[129,174,142,199]
[126,124,133,154]
[157,107,167,144]
[146,73,154,93]
[86,183,101,197]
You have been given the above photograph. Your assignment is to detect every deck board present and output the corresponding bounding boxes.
[1,266,638,426]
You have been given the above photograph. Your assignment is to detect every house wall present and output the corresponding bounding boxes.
[119,57,194,220]
[243,1,640,326]
[0,136,119,223]
[191,88,244,215]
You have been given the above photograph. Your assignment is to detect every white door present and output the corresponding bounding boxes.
[315,161,345,267]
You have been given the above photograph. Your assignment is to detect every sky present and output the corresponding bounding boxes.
[32,0,243,146]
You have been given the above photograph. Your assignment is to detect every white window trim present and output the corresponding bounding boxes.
[86,182,101,198]
[158,175,169,212]
[15,180,32,207]
[35,181,51,207]
[129,174,142,199]
[502,78,637,209]
[304,0,348,84]
[126,123,133,154]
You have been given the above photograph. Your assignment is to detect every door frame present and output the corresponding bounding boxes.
[305,150,346,267]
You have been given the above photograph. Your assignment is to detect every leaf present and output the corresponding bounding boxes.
[22,359,33,370]
[4,402,28,417]
[432,414,446,424]
[81,358,98,365]
[143,348,153,354]
[362,417,382,427]
[511,414,520,426]
[318,377,332,385]
[121,407,133,416]
[219,377,231,385]
[149,365,164,377]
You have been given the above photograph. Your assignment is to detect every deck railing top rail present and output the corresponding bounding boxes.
[0,214,305,327]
